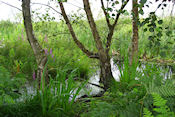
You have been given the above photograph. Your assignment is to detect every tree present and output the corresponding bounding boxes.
[58,0,129,90]
[22,0,48,88]
[130,0,139,65]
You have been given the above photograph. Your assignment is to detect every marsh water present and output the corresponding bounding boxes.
[75,58,173,98]
[17,58,174,101]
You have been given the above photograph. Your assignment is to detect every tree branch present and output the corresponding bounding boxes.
[83,0,104,53]
[0,0,22,11]
[113,0,129,27]
[59,2,99,59]
[31,2,62,15]
[66,2,83,9]
[101,0,112,29]
[106,0,130,53]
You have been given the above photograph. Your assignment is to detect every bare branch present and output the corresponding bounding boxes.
[66,2,83,9]
[87,82,104,89]
[59,2,99,59]
[89,53,100,59]
[0,0,22,11]
[101,0,112,29]
[31,2,62,15]
[106,0,130,53]
[75,78,105,90]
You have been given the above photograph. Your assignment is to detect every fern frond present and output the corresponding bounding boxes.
[154,82,175,97]
[152,93,167,107]
[143,93,175,117]
[152,93,175,117]
[143,108,153,117]
[146,80,175,97]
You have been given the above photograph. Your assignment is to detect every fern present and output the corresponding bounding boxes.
[152,93,175,117]
[143,108,153,117]
[144,93,175,117]
[154,82,175,97]
[146,80,175,97]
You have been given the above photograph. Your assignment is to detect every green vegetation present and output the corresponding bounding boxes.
[0,17,175,117]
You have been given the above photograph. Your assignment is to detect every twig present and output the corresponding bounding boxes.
[0,0,22,11]
[66,2,83,9]
[31,2,62,15]
[87,82,104,89]
[101,0,112,28]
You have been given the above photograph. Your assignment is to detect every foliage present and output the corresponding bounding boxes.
[79,82,145,117]
[151,80,175,97]
[0,69,86,117]
[0,12,175,117]
[39,68,87,117]
[143,93,175,117]
[78,62,175,117]
[118,55,139,84]
[0,66,26,105]
[144,108,154,117]
[0,20,94,81]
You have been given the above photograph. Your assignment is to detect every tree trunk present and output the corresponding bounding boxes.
[99,53,113,90]
[59,0,129,91]
[83,0,114,90]
[22,0,48,88]
[130,0,139,65]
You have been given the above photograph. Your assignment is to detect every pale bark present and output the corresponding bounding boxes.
[130,0,139,65]
[22,0,48,87]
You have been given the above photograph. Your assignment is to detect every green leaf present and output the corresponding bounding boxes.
[107,8,113,12]
[112,13,115,16]
[158,20,163,24]
[149,28,154,32]
[139,9,144,15]
[157,32,162,37]
[148,36,154,40]
[155,41,160,46]
[144,28,147,32]
[166,31,172,36]
[143,108,153,117]
[140,0,147,5]
[115,1,119,4]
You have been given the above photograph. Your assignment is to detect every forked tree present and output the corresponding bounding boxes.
[22,0,48,88]
[58,0,129,90]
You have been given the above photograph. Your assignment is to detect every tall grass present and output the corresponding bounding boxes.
[38,66,86,117]
[0,17,174,80]
[0,66,87,117]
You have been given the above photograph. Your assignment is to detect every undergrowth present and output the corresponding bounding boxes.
[0,17,175,117]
